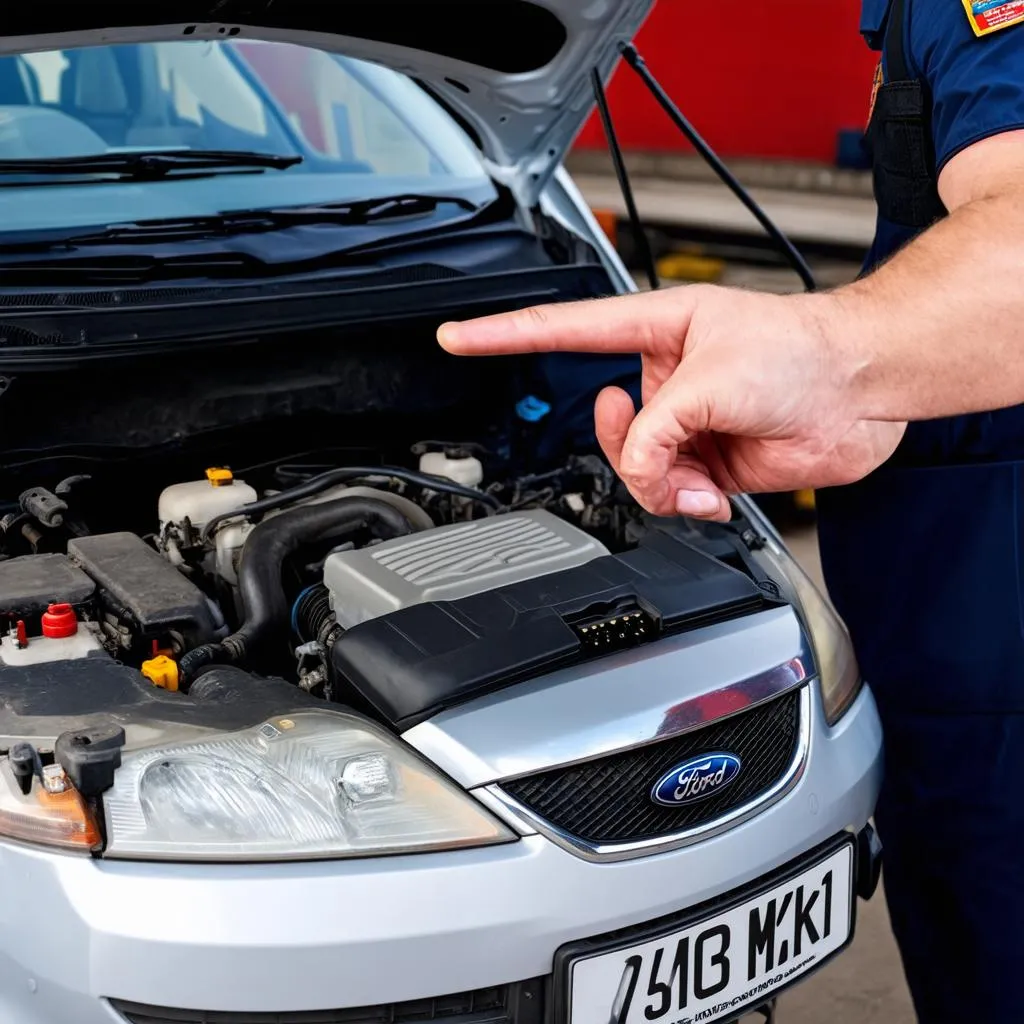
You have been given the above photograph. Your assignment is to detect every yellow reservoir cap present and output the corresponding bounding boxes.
[205,467,234,487]
[142,655,179,692]
[0,767,100,851]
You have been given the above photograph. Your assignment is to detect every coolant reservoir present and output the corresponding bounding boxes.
[158,468,258,536]
[418,450,484,488]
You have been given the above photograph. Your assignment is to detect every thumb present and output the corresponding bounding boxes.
[618,368,730,519]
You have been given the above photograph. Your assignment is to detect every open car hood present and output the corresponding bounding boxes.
[0,1,655,207]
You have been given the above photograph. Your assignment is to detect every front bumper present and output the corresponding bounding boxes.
[0,685,881,1023]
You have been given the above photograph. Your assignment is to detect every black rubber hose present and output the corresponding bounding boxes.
[180,496,414,685]
[294,584,334,644]
[200,465,501,543]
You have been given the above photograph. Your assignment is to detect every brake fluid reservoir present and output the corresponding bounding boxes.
[158,468,258,538]
[418,450,484,488]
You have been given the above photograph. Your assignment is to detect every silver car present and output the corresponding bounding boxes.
[0,4,881,1023]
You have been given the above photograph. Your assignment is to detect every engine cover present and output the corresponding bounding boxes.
[330,518,780,730]
[323,509,609,629]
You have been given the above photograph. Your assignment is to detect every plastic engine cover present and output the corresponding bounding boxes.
[323,509,610,629]
[331,519,780,729]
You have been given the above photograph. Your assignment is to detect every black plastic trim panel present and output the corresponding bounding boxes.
[109,979,546,1024]
[0,264,614,368]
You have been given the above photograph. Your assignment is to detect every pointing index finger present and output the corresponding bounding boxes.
[437,287,697,356]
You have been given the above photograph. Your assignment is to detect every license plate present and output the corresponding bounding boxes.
[567,843,854,1024]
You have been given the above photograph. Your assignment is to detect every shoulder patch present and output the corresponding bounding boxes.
[962,0,1024,35]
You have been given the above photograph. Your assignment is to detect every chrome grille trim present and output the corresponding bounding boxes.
[480,685,812,863]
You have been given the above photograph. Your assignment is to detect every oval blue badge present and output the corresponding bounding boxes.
[651,753,743,807]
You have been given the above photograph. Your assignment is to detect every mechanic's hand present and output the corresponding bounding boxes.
[437,285,906,521]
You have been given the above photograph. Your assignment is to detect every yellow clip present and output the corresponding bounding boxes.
[205,467,233,487]
[142,656,179,692]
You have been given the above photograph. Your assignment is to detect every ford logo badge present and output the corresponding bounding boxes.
[651,753,743,807]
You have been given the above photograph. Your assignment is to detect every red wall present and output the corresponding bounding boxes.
[575,0,879,163]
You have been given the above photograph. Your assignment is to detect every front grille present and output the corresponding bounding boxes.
[502,688,803,845]
[110,981,544,1024]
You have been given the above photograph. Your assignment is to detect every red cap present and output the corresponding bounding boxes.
[41,603,77,639]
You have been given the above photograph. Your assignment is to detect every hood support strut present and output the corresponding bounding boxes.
[591,43,818,295]
[590,67,659,292]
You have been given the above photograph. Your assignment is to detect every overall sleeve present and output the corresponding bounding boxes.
[910,0,1024,171]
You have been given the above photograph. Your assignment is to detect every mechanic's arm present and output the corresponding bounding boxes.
[442,131,1024,429]
[839,131,1024,422]
[436,135,1024,519]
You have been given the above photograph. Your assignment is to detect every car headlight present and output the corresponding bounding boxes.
[754,538,863,725]
[102,710,514,861]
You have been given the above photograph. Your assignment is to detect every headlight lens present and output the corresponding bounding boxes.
[103,711,514,861]
[755,538,863,725]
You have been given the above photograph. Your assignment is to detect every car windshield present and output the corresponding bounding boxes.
[0,39,495,236]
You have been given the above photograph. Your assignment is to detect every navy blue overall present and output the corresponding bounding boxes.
[815,1,1024,1019]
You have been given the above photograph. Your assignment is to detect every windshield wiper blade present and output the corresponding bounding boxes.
[269,193,479,223]
[0,195,486,251]
[0,150,302,179]
[0,250,263,286]
[100,194,481,237]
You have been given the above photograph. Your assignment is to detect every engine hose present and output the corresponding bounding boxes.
[180,497,415,685]
[200,464,502,543]
[294,583,339,647]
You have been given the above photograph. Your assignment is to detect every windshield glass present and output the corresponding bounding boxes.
[0,40,495,234]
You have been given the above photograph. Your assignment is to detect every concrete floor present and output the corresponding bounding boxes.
[750,527,915,1024]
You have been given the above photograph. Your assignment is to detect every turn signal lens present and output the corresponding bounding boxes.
[0,763,101,851]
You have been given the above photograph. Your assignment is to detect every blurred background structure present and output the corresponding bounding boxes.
[568,0,878,300]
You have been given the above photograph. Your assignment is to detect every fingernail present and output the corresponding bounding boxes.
[676,490,721,516]
[436,322,459,348]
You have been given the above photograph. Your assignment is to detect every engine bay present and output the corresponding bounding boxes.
[0,309,788,808]
[0,441,780,750]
